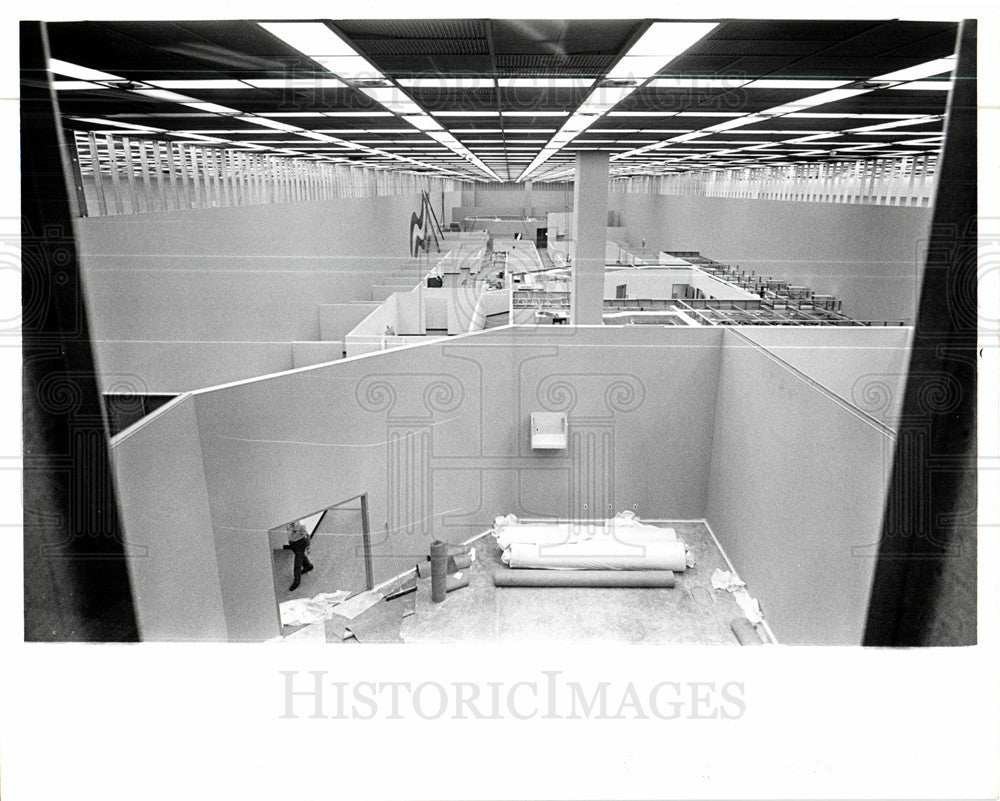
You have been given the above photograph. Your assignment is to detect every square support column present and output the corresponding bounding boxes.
[571,152,609,324]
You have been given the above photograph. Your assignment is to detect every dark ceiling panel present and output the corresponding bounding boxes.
[494,54,620,76]
[353,38,489,56]
[497,87,590,108]
[336,19,487,39]
[711,19,880,42]
[375,56,495,76]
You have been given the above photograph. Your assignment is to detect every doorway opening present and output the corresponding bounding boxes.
[269,494,373,606]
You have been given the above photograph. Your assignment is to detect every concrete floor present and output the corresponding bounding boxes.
[399,521,755,644]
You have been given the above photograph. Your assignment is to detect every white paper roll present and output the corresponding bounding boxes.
[495,522,677,550]
[503,539,687,571]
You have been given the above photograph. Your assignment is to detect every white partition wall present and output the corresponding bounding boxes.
[706,328,907,644]
[110,396,226,641]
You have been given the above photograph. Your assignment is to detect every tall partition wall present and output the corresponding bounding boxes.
[706,328,908,644]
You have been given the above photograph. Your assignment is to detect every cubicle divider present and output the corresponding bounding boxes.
[467,289,511,332]
[343,286,488,356]
[706,328,905,644]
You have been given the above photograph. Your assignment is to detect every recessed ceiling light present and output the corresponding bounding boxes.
[245,78,346,89]
[148,80,250,90]
[48,59,121,82]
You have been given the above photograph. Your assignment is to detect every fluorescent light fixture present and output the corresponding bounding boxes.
[744,79,850,89]
[873,57,955,83]
[603,22,718,82]
[245,78,346,89]
[577,85,637,113]
[433,111,501,117]
[502,111,569,117]
[402,114,443,132]
[608,111,680,117]
[647,77,748,89]
[846,115,943,133]
[53,80,104,90]
[893,80,953,91]
[48,59,121,82]
[176,129,253,134]
[676,111,743,118]
[181,102,242,115]
[259,22,379,81]
[671,132,713,143]
[265,112,329,118]
[70,117,166,133]
[398,77,494,89]
[236,115,303,132]
[149,80,249,90]
[704,114,773,132]
[759,87,871,116]
[297,131,338,142]
[785,113,926,119]
[498,77,595,89]
[325,111,394,117]
[131,88,193,103]
[782,132,840,144]
[164,131,227,144]
[357,87,423,115]
[722,129,830,135]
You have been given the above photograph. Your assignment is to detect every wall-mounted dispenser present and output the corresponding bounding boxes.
[530,412,568,450]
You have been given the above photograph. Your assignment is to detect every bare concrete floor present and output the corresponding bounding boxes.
[400,521,754,644]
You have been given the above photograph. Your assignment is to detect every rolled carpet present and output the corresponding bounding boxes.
[495,522,676,550]
[503,539,687,571]
[493,569,675,588]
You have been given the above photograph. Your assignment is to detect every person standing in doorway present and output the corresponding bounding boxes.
[284,520,313,592]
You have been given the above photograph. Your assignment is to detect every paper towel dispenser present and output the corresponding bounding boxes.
[530,412,568,450]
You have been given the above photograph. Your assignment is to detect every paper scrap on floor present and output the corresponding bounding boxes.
[711,568,764,625]
[279,590,352,627]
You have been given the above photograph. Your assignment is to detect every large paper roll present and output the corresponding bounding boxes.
[495,522,676,550]
[503,539,687,571]
[493,569,675,588]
